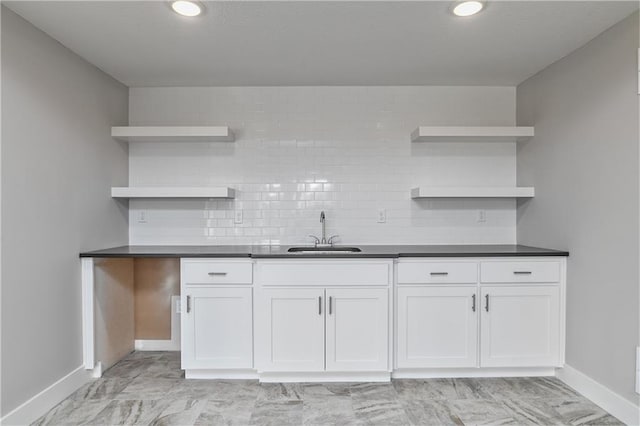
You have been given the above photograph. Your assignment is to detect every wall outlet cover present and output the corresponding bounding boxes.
[137,211,147,223]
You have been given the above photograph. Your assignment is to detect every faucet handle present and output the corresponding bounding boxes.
[308,235,320,246]
[328,235,340,245]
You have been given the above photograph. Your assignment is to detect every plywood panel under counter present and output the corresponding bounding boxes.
[134,258,180,340]
[94,258,135,371]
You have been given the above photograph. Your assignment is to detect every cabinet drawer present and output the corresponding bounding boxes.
[480,261,560,283]
[182,260,253,284]
[256,261,392,286]
[397,262,478,284]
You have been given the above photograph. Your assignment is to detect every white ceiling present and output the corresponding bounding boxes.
[5,1,638,87]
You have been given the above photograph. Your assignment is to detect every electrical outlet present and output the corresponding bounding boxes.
[377,209,387,223]
[234,210,243,224]
[477,210,487,223]
[137,211,147,224]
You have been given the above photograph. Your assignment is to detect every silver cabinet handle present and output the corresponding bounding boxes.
[318,296,322,315]
[208,272,228,276]
[513,271,532,275]
[485,294,489,312]
[430,272,449,276]
[186,295,191,313]
[472,294,476,312]
[329,296,333,315]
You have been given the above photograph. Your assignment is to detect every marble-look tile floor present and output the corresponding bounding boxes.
[34,351,623,426]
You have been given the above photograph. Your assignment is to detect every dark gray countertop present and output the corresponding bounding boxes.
[80,244,568,258]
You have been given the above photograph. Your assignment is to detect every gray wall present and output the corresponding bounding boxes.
[1,8,129,415]
[517,12,639,404]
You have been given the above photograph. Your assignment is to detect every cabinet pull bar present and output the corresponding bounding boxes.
[319,296,322,315]
[329,296,333,315]
[208,272,228,276]
[186,295,191,313]
[430,272,449,276]
[485,294,489,312]
[472,294,476,312]
[513,271,532,275]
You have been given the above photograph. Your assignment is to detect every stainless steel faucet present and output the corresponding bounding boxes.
[309,211,338,247]
[320,211,326,244]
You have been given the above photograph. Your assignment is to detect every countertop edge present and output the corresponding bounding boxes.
[79,253,253,258]
[79,245,569,258]
[250,254,400,259]
[396,252,569,257]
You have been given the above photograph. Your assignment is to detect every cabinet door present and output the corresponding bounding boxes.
[397,286,478,368]
[181,287,253,370]
[325,288,389,372]
[480,286,560,367]
[255,288,325,372]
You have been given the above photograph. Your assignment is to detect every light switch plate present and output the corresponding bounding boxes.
[377,209,386,223]
[234,210,243,224]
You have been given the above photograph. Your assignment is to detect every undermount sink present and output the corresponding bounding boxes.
[287,246,362,254]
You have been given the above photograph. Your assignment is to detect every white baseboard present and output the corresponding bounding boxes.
[91,361,103,379]
[258,371,391,383]
[393,367,556,379]
[0,366,92,426]
[185,369,259,380]
[134,339,179,351]
[556,364,640,426]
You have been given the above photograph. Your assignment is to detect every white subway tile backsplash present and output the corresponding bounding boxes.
[129,86,517,245]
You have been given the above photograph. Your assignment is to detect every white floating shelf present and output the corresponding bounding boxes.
[111,187,235,199]
[411,187,535,199]
[111,126,235,142]
[411,126,534,143]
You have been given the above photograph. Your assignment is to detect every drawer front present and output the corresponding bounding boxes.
[397,262,478,284]
[182,260,253,284]
[480,261,560,283]
[256,261,392,286]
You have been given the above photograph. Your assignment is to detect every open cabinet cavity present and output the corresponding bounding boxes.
[83,258,181,376]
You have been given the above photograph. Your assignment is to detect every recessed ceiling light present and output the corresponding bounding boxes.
[171,1,202,17]
[452,1,485,17]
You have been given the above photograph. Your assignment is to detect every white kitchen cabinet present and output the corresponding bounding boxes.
[174,256,565,380]
[397,261,478,284]
[255,286,389,373]
[325,288,389,372]
[256,261,391,287]
[182,259,253,285]
[396,286,478,368]
[480,261,560,284]
[254,259,392,376]
[181,286,253,370]
[480,285,560,367]
[255,288,326,372]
